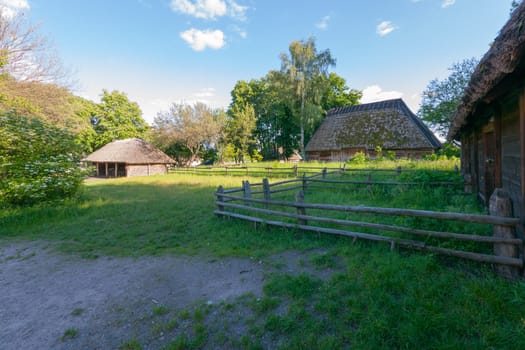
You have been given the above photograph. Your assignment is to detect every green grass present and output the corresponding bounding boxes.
[2,160,524,349]
[0,174,335,257]
[60,327,79,341]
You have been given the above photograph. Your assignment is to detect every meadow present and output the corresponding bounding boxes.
[1,160,525,349]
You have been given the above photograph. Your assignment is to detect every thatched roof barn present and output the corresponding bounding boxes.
[306,98,441,161]
[447,2,525,218]
[84,138,175,177]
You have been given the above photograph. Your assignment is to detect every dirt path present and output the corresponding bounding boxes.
[0,241,332,349]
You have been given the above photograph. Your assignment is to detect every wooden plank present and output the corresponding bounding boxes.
[308,179,463,186]
[213,210,523,267]
[217,201,523,245]
[520,89,525,236]
[494,104,503,188]
[216,193,521,226]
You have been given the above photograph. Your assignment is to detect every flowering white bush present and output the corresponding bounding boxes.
[0,111,86,206]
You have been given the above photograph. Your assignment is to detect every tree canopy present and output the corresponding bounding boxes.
[91,90,149,149]
[418,57,478,139]
[279,37,336,158]
[220,37,360,162]
[152,102,225,165]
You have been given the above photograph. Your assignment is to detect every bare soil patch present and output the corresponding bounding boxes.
[0,241,339,349]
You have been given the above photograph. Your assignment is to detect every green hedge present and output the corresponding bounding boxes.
[0,111,86,206]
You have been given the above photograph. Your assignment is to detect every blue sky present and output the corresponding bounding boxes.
[3,0,513,124]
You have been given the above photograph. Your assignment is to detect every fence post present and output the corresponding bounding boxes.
[296,190,307,226]
[397,166,402,176]
[302,173,307,191]
[322,167,327,179]
[294,164,298,177]
[489,189,520,279]
[243,180,251,206]
[263,178,271,208]
[216,185,224,213]
[464,174,472,193]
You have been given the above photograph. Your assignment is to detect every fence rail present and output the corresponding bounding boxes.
[214,171,523,275]
[171,164,461,180]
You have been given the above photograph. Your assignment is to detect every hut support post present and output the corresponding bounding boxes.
[489,189,520,278]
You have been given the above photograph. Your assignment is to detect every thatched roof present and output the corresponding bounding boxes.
[448,2,525,140]
[306,99,441,152]
[84,138,175,164]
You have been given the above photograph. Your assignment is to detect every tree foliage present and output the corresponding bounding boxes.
[152,102,225,165]
[92,90,149,148]
[0,111,85,207]
[224,81,259,163]
[0,12,71,86]
[418,57,478,138]
[279,37,336,158]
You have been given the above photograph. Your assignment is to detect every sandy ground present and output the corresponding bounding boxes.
[0,241,333,349]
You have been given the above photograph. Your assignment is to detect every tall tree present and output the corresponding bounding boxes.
[321,72,362,110]
[418,57,478,139]
[92,90,149,148]
[0,12,71,86]
[279,37,335,158]
[152,102,225,165]
[224,80,258,163]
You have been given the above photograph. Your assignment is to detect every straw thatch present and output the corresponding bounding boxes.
[306,99,440,158]
[85,138,175,164]
[448,2,525,140]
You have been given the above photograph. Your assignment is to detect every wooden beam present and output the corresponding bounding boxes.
[519,88,525,236]
[494,103,503,188]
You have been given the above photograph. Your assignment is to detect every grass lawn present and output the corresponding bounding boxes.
[1,163,525,349]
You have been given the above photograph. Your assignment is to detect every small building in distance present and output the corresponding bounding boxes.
[305,98,441,162]
[448,2,525,219]
[84,138,175,177]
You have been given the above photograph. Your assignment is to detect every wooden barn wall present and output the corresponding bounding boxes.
[501,101,522,217]
[477,137,485,201]
[126,164,167,177]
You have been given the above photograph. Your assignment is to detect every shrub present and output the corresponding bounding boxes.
[0,111,86,207]
[347,151,368,165]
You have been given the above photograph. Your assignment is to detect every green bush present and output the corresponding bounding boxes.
[347,151,368,164]
[0,111,86,206]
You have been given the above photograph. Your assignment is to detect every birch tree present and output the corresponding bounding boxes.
[279,37,335,158]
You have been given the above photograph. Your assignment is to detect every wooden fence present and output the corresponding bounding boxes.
[214,173,523,277]
[171,164,461,180]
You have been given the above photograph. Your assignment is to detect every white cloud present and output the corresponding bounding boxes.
[441,0,455,8]
[171,0,226,19]
[316,15,330,30]
[361,85,403,103]
[376,21,397,36]
[180,28,225,51]
[194,87,216,98]
[227,0,248,21]
[231,24,248,38]
[0,0,30,18]
[170,0,247,20]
